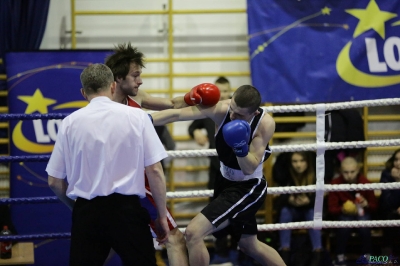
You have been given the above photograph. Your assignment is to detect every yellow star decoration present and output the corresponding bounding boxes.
[18,89,57,114]
[345,0,397,39]
[321,7,331,15]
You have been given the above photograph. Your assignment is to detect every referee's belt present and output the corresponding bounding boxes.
[220,162,263,181]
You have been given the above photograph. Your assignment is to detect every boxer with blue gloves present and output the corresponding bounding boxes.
[151,85,285,266]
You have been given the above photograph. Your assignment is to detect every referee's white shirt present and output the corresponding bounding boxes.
[45,96,167,200]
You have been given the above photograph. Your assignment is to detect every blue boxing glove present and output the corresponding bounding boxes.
[222,120,251,157]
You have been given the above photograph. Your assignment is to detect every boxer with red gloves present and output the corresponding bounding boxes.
[150,85,285,266]
[184,83,221,106]
[105,43,188,266]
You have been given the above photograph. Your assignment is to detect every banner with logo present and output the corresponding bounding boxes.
[6,51,116,265]
[247,0,400,103]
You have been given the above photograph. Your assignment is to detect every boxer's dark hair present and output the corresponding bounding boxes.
[105,42,145,81]
[233,85,261,113]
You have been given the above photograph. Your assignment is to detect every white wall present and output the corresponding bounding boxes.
[40,0,250,87]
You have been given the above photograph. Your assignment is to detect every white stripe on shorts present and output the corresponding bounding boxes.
[211,179,267,225]
[232,180,268,219]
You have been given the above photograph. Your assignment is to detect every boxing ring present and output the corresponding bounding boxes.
[1,98,400,255]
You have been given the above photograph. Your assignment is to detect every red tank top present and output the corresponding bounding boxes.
[126,96,151,187]
[127,96,141,108]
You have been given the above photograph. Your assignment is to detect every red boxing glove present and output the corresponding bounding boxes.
[184,83,220,106]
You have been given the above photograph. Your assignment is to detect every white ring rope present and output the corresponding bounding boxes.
[262,97,400,113]
[168,98,400,230]
[166,139,400,158]
[166,183,400,198]
[177,220,400,233]
[256,220,400,231]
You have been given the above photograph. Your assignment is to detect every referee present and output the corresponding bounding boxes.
[46,63,169,266]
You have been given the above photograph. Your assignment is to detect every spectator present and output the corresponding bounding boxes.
[273,151,322,266]
[328,157,377,266]
[379,148,400,255]
[324,109,365,183]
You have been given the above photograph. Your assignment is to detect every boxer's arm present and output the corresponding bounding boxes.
[142,95,188,110]
[151,105,206,126]
[171,96,188,109]
[237,115,275,175]
[140,90,177,110]
[145,162,169,243]
[151,99,229,126]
